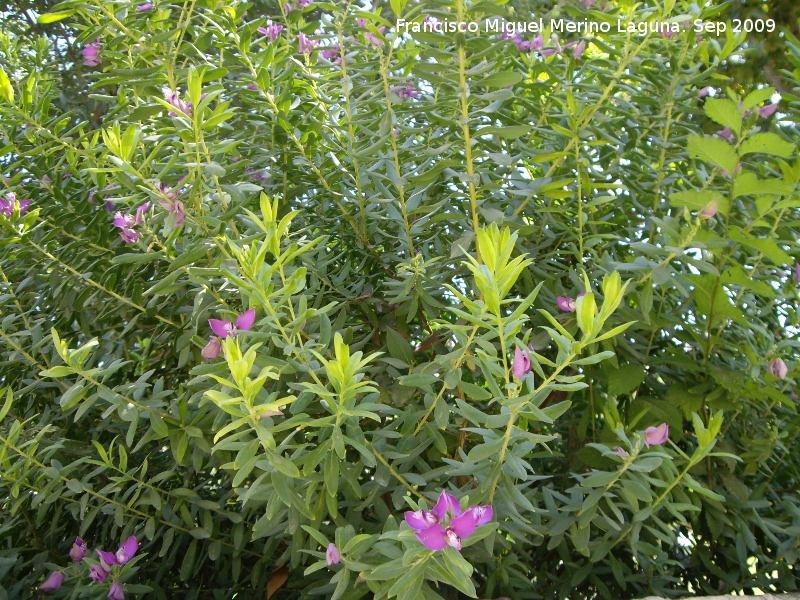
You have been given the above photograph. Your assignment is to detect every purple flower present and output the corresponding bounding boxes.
[284,2,294,14]
[40,174,52,187]
[515,37,534,52]
[209,308,257,340]
[644,423,669,446]
[612,446,629,457]
[760,103,777,118]
[201,338,222,360]
[39,571,64,593]
[90,564,109,582]
[405,492,491,551]
[108,581,125,600]
[700,199,718,218]
[118,228,141,243]
[716,127,735,143]
[326,543,340,566]
[297,32,317,55]
[512,346,532,378]
[82,41,101,67]
[364,26,385,47]
[391,83,419,100]
[357,18,366,27]
[795,263,800,283]
[113,211,136,228]
[164,88,192,117]
[320,44,340,60]
[297,0,311,6]
[557,296,576,312]
[768,358,788,379]
[96,536,138,567]
[135,2,154,11]
[70,536,88,562]
[0,193,29,217]
[541,47,557,57]
[697,86,712,98]
[572,39,586,58]
[258,21,283,41]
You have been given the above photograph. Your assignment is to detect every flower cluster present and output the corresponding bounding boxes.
[0,192,29,218]
[510,33,586,58]
[202,308,257,359]
[155,181,186,226]
[39,536,137,599]
[405,491,493,551]
[113,202,149,243]
[391,83,420,100]
[258,21,283,41]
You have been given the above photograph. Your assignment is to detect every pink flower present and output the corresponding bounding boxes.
[512,346,532,378]
[70,536,88,562]
[768,358,788,379]
[697,87,712,98]
[572,39,586,58]
[0,193,29,217]
[298,32,317,55]
[795,263,800,283]
[96,535,138,567]
[136,2,154,11]
[357,18,366,27]
[108,581,125,600]
[556,296,576,312]
[209,308,257,339]
[613,446,629,457]
[700,199,718,218]
[259,408,283,418]
[201,338,222,360]
[760,103,777,118]
[258,21,283,41]
[39,571,64,593]
[391,83,419,100]
[405,492,491,551]
[164,88,192,117]
[284,2,294,13]
[82,41,101,67]
[541,48,557,57]
[644,423,669,446]
[326,543,340,566]
[365,26,385,47]
[320,44,340,60]
[118,228,141,244]
[298,0,311,6]
[89,564,109,582]
[716,127,735,142]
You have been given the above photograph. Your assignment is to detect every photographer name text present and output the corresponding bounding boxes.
[397,18,776,36]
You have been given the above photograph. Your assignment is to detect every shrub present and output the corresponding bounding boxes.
[0,0,799,598]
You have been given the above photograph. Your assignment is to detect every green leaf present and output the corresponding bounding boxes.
[477,71,523,88]
[474,125,531,139]
[741,87,774,111]
[0,68,13,104]
[687,135,738,174]
[668,190,728,214]
[37,10,75,23]
[732,171,794,198]
[704,98,741,135]
[399,373,439,387]
[607,364,644,397]
[739,133,794,158]
[386,329,413,365]
[389,0,407,16]
[730,229,793,265]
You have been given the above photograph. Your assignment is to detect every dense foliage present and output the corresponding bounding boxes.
[1,0,799,597]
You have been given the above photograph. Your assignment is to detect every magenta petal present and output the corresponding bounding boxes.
[89,564,109,582]
[556,296,576,312]
[405,510,437,530]
[471,505,493,527]
[449,510,478,540]
[760,103,778,118]
[201,338,222,360]
[209,319,234,338]
[326,543,340,566]
[236,308,256,331]
[96,548,118,566]
[39,571,64,592]
[174,200,185,226]
[644,423,669,446]
[135,201,150,225]
[512,346,531,378]
[116,535,138,564]
[430,492,450,521]
[108,580,125,600]
[414,524,448,550]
